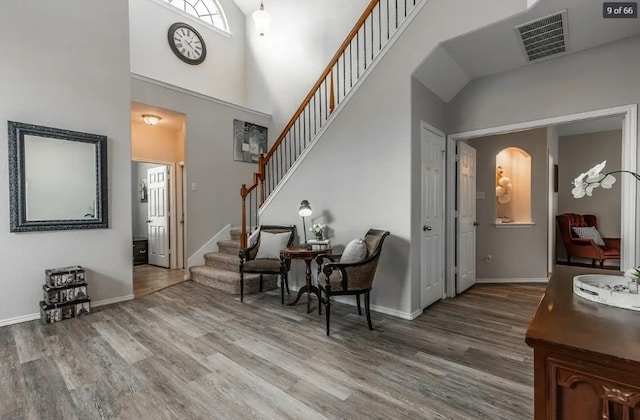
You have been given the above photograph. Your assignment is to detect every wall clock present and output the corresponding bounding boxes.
[167,22,207,65]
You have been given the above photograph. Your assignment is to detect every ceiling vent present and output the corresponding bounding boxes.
[515,10,568,62]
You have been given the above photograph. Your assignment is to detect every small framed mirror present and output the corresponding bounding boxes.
[8,121,108,232]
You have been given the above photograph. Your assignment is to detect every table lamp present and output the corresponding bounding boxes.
[298,200,312,244]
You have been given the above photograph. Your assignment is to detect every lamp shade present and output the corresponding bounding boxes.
[298,200,312,217]
[142,114,162,126]
[252,1,271,36]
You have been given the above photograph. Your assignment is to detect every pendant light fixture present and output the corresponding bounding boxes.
[252,1,271,36]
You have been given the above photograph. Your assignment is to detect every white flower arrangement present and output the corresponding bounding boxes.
[309,223,327,240]
[571,160,640,198]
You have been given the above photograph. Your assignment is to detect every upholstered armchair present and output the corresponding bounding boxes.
[315,229,390,335]
[239,225,295,303]
[556,213,620,268]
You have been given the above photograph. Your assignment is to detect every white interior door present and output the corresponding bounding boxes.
[456,142,477,294]
[421,123,445,309]
[148,165,170,267]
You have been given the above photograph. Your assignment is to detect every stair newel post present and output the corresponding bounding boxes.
[258,153,266,205]
[240,184,248,249]
[329,69,336,114]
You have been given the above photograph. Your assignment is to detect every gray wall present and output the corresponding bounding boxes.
[131,78,272,257]
[259,0,526,318]
[468,129,548,280]
[0,0,132,323]
[447,36,640,135]
[556,130,622,262]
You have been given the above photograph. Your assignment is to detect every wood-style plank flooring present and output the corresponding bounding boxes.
[133,264,186,298]
[0,281,544,419]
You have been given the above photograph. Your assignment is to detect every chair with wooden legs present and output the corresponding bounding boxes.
[315,229,390,335]
[239,225,295,302]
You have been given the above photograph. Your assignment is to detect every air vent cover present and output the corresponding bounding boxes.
[516,10,568,62]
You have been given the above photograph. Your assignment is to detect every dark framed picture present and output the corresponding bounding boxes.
[233,119,268,164]
[554,164,559,193]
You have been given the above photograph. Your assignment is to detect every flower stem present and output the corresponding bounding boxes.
[603,170,640,181]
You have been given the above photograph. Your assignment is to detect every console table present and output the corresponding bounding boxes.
[281,247,331,314]
[525,265,640,419]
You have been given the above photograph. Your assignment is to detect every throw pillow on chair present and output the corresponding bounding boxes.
[255,232,291,259]
[340,238,368,263]
[572,226,606,247]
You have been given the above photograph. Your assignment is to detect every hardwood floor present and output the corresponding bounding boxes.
[133,265,186,298]
[0,282,544,419]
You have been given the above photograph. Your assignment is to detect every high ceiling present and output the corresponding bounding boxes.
[231,0,260,15]
[413,0,640,102]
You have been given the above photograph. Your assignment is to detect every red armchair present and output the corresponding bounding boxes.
[556,213,620,268]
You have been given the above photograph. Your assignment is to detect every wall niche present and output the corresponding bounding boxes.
[495,147,531,224]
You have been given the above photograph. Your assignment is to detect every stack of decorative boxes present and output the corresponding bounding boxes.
[39,265,91,324]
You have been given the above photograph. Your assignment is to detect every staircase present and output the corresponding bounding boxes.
[239,0,425,247]
[189,227,277,295]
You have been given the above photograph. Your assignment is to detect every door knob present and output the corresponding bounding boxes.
[423,225,432,231]
[473,221,480,226]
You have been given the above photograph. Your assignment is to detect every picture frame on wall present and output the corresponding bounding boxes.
[233,119,268,164]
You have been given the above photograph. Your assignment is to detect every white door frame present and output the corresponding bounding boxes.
[420,121,446,308]
[177,161,187,272]
[445,104,637,298]
[132,159,184,271]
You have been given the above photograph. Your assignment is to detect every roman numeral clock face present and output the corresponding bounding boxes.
[168,23,207,65]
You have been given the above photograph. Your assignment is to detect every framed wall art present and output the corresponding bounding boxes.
[233,119,268,164]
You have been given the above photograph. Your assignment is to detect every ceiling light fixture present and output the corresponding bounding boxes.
[142,114,162,126]
[252,1,271,36]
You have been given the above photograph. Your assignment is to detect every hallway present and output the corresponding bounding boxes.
[133,265,185,298]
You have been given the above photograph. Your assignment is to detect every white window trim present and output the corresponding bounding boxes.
[148,0,232,37]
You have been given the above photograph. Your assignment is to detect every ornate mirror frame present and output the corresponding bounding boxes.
[8,121,108,232]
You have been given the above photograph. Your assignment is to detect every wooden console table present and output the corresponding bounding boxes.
[526,265,640,419]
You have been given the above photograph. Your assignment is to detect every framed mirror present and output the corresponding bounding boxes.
[8,121,108,232]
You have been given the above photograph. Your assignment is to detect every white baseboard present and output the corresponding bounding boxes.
[0,294,134,327]
[556,258,619,267]
[333,296,421,320]
[288,285,419,320]
[92,294,135,308]
[476,278,549,284]
[0,313,41,327]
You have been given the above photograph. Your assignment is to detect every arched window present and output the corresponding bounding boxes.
[165,0,228,32]
[495,147,532,223]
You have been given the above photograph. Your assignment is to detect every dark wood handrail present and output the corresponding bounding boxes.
[262,0,380,163]
[240,0,388,247]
